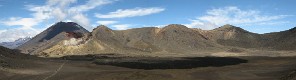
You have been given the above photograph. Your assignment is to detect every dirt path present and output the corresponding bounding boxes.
[42,60,68,80]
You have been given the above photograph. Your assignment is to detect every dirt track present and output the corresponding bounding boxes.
[1,56,296,80]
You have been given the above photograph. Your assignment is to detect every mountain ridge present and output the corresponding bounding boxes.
[0,37,31,49]
[16,22,296,57]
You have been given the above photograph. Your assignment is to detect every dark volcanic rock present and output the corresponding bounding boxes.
[17,22,90,54]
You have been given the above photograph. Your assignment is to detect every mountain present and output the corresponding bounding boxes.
[17,22,90,55]
[18,22,296,57]
[261,27,296,50]
[198,24,296,50]
[38,24,223,57]
[198,24,264,48]
[0,37,31,49]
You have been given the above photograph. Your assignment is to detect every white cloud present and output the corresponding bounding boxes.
[52,8,67,21]
[0,29,40,42]
[257,21,289,25]
[0,30,7,34]
[72,13,92,30]
[1,5,51,30]
[47,0,76,7]
[186,6,291,30]
[0,0,116,42]
[144,24,167,28]
[2,0,116,30]
[96,21,118,25]
[69,0,114,12]
[112,24,130,30]
[185,20,218,30]
[155,25,166,28]
[95,7,165,18]
[2,17,39,30]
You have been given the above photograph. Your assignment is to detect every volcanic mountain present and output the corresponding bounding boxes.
[17,22,90,55]
[37,24,226,57]
[17,22,296,57]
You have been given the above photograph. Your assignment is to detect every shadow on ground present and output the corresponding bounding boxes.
[60,55,248,70]
[92,56,248,70]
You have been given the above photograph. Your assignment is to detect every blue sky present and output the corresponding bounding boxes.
[0,0,295,42]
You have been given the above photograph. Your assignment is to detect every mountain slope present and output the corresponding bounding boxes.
[17,22,90,54]
[39,24,224,57]
[262,27,296,50]
[90,24,218,53]
[0,37,31,49]
[199,24,264,48]
[0,46,38,68]
[154,24,221,53]
[18,22,296,57]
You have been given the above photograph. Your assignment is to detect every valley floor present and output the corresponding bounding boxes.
[1,56,296,80]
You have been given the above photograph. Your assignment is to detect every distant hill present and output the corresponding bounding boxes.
[0,37,31,49]
[17,22,296,57]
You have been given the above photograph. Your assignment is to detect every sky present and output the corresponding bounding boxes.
[0,0,295,42]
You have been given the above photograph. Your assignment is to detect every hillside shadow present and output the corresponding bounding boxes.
[61,54,117,61]
[93,57,248,70]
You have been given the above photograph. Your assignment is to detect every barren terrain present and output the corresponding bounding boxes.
[1,54,296,80]
[2,22,296,80]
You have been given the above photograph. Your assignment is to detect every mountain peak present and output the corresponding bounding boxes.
[214,24,247,32]
[41,22,89,41]
[17,21,90,54]
[53,21,81,28]
[220,24,239,29]
[93,25,112,32]
[91,25,114,36]
[223,24,235,27]
[165,24,187,28]
[98,25,111,29]
[162,24,188,30]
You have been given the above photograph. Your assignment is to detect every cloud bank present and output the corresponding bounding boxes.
[0,0,116,42]
[96,21,118,25]
[186,6,291,30]
[95,7,165,30]
[112,24,131,30]
[95,7,165,18]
